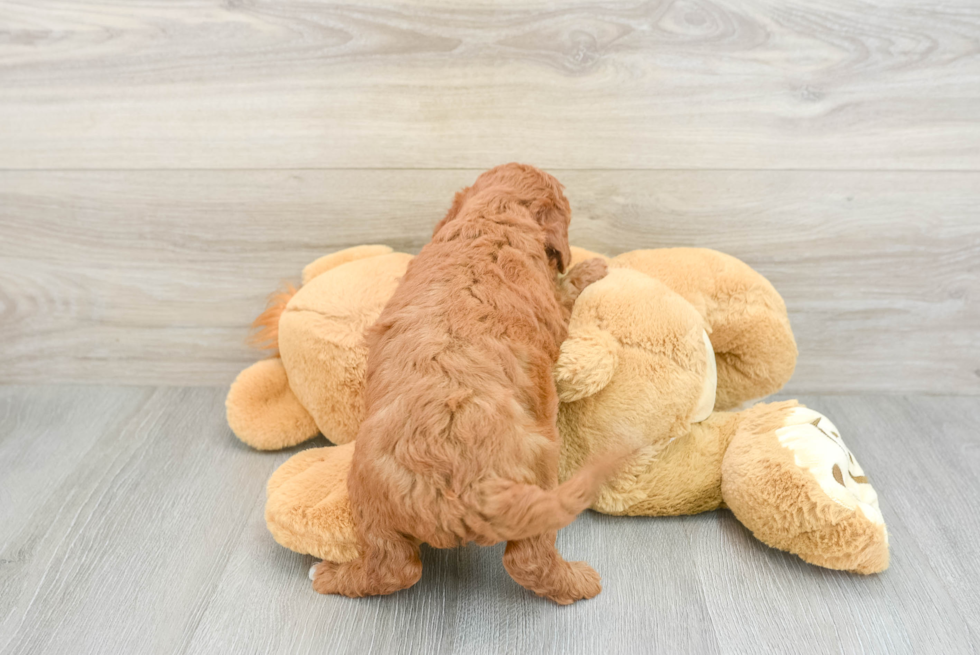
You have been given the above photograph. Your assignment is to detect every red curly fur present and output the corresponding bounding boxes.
[247,283,298,355]
[311,163,618,605]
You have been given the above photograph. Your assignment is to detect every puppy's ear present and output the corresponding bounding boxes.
[432,186,471,237]
[554,324,620,402]
[540,203,572,274]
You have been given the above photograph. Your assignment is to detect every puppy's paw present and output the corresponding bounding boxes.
[548,560,602,605]
[566,258,608,292]
[311,560,341,594]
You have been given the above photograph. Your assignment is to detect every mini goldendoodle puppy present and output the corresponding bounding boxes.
[312,163,620,604]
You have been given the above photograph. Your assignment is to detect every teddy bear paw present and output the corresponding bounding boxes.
[722,401,890,574]
[775,407,884,529]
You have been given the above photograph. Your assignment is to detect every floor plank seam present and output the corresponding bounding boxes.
[176,462,276,655]
[679,522,725,654]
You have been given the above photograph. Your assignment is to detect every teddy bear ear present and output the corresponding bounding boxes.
[554,324,620,403]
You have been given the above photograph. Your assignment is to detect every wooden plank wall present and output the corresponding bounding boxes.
[0,0,978,392]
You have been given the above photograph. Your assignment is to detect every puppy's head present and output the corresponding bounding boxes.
[434,163,572,273]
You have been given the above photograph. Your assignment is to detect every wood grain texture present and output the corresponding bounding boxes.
[1,169,977,392]
[0,0,979,170]
[0,386,153,550]
[0,387,281,655]
[0,388,978,654]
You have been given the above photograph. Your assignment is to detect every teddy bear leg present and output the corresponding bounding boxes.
[266,442,361,562]
[226,358,319,450]
[720,401,889,574]
[609,248,797,409]
[503,531,603,605]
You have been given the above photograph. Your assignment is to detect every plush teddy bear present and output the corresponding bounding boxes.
[227,245,889,575]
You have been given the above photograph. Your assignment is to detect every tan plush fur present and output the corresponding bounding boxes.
[227,251,413,450]
[553,264,887,572]
[225,357,319,450]
[301,244,395,285]
[611,248,797,410]
[721,401,889,574]
[247,246,394,357]
[265,442,360,562]
[232,241,888,576]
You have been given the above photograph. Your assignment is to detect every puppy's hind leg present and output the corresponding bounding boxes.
[312,528,422,598]
[503,531,602,605]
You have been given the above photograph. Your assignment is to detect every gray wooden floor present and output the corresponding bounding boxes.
[0,387,977,654]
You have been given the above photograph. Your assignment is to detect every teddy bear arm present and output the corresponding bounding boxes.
[554,325,620,403]
[711,306,798,410]
[226,358,320,450]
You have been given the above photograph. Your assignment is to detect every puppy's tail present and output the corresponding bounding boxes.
[475,444,637,542]
[247,283,298,355]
